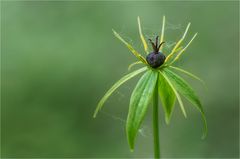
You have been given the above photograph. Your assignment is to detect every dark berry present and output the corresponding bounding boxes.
[146,36,166,68]
[146,52,166,68]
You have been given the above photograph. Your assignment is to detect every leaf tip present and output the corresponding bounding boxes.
[137,16,140,21]
[201,129,208,140]
[165,118,170,125]
[127,138,135,151]
[181,109,187,118]
[126,120,136,152]
[201,115,208,140]
[93,103,101,118]
[93,111,97,118]
[201,134,207,140]
[183,113,187,118]
[129,142,135,152]
[112,29,117,35]
[164,115,171,125]
[126,127,134,151]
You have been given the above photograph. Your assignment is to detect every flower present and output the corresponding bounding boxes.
[93,16,207,151]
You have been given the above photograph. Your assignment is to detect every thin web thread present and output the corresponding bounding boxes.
[100,110,152,138]
[117,21,183,56]
[141,20,183,53]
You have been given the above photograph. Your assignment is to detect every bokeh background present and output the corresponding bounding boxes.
[1,1,239,158]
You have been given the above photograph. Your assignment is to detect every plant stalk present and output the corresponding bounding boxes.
[153,81,160,158]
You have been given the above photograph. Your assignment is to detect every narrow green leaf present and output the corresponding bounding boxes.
[163,68,207,138]
[169,66,206,88]
[93,67,147,118]
[159,70,187,118]
[126,69,158,150]
[158,72,176,124]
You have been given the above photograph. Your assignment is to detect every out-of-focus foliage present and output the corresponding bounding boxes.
[1,1,239,158]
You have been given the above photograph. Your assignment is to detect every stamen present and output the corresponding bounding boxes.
[155,36,159,49]
[148,39,157,52]
[158,42,165,51]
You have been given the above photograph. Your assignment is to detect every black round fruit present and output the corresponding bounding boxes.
[146,52,166,68]
[146,36,165,68]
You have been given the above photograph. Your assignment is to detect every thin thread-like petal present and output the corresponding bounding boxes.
[165,23,191,62]
[128,61,143,71]
[138,16,148,54]
[112,29,147,64]
[170,33,198,64]
[160,16,166,51]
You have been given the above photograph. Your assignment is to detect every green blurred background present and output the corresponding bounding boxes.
[1,1,239,158]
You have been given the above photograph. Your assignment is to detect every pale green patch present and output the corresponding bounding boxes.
[126,69,158,150]
[93,67,147,118]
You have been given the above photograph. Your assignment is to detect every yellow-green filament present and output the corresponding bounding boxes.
[165,23,191,62]
[170,33,198,64]
[160,15,166,51]
[137,16,148,54]
[112,29,147,64]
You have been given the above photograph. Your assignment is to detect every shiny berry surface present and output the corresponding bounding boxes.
[146,52,166,68]
[146,36,165,68]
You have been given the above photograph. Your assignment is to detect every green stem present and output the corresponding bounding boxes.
[153,81,160,158]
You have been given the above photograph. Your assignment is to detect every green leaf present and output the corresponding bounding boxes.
[159,70,187,118]
[163,68,207,139]
[126,69,158,150]
[158,72,176,124]
[93,67,147,118]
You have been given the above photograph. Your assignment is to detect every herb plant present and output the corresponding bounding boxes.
[93,16,207,158]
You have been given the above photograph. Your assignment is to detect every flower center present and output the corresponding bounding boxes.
[146,36,166,68]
